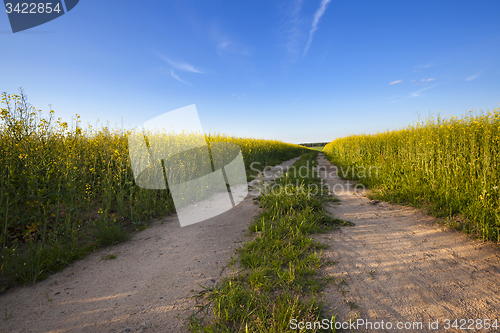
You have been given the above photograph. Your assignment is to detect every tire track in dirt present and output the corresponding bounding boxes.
[0,157,299,333]
[314,153,500,333]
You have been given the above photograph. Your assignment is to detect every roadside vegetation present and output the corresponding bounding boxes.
[190,151,353,332]
[323,108,500,243]
[0,88,310,291]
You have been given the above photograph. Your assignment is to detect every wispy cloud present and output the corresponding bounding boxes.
[157,54,203,73]
[232,93,247,99]
[389,80,403,85]
[412,64,433,73]
[219,41,231,51]
[170,70,191,85]
[426,78,436,81]
[210,22,250,56]
[278,0,305,59]
[410,85,435,98]
[466,73,481,81]
[303,0,331,56]
[390,84,436,103]
[216,40,250,56]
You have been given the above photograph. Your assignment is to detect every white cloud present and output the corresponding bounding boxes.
[426,78,436,81]
[412,64,432,73]
[391,84,436,103]
[232,93,247,99]
[210,22,250,56]
[415,64,432,69]
[170,70,191,85]
[303,0,331,56]
[466,73,481,81]
[278,0,305,58]
[217,40,249,56]
[389,80,403,85]
[410,85,435,98]
[219,41,231,50]
[157,55,203,73]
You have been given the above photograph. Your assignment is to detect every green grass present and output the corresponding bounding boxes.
[189,151,351,332]
[309,146,325,152]
[101,253,117,260]
[323,108,500,242]
[0,238,91,288]
[0,88,311,292]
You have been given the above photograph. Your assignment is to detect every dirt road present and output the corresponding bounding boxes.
[0,158,299,333]
[2,153,500,333]
[314,153,500,332]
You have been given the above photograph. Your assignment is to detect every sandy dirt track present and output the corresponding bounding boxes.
[0,158,299,333]
[314,153,500,333]
[2,153,500,333]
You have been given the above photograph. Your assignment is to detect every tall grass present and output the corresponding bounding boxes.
[323,108,500,242]
[0,89,310,290]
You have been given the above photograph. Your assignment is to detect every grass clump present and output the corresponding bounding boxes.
[101,253,116,260]
[95,220,130,246]
[190,151,349,332]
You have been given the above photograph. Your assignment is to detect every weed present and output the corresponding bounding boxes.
[367,270,376,279]
[136,225,149,232]
[347,300,358,310]
[94,219,129,246]
[339,288,349,296]
[101,254,116,260]
[2,309,12,320]
[321,215,354,227]
[322,260,337,266]
[323,276,335,283]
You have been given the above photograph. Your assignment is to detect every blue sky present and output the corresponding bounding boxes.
[1,0,499,144]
